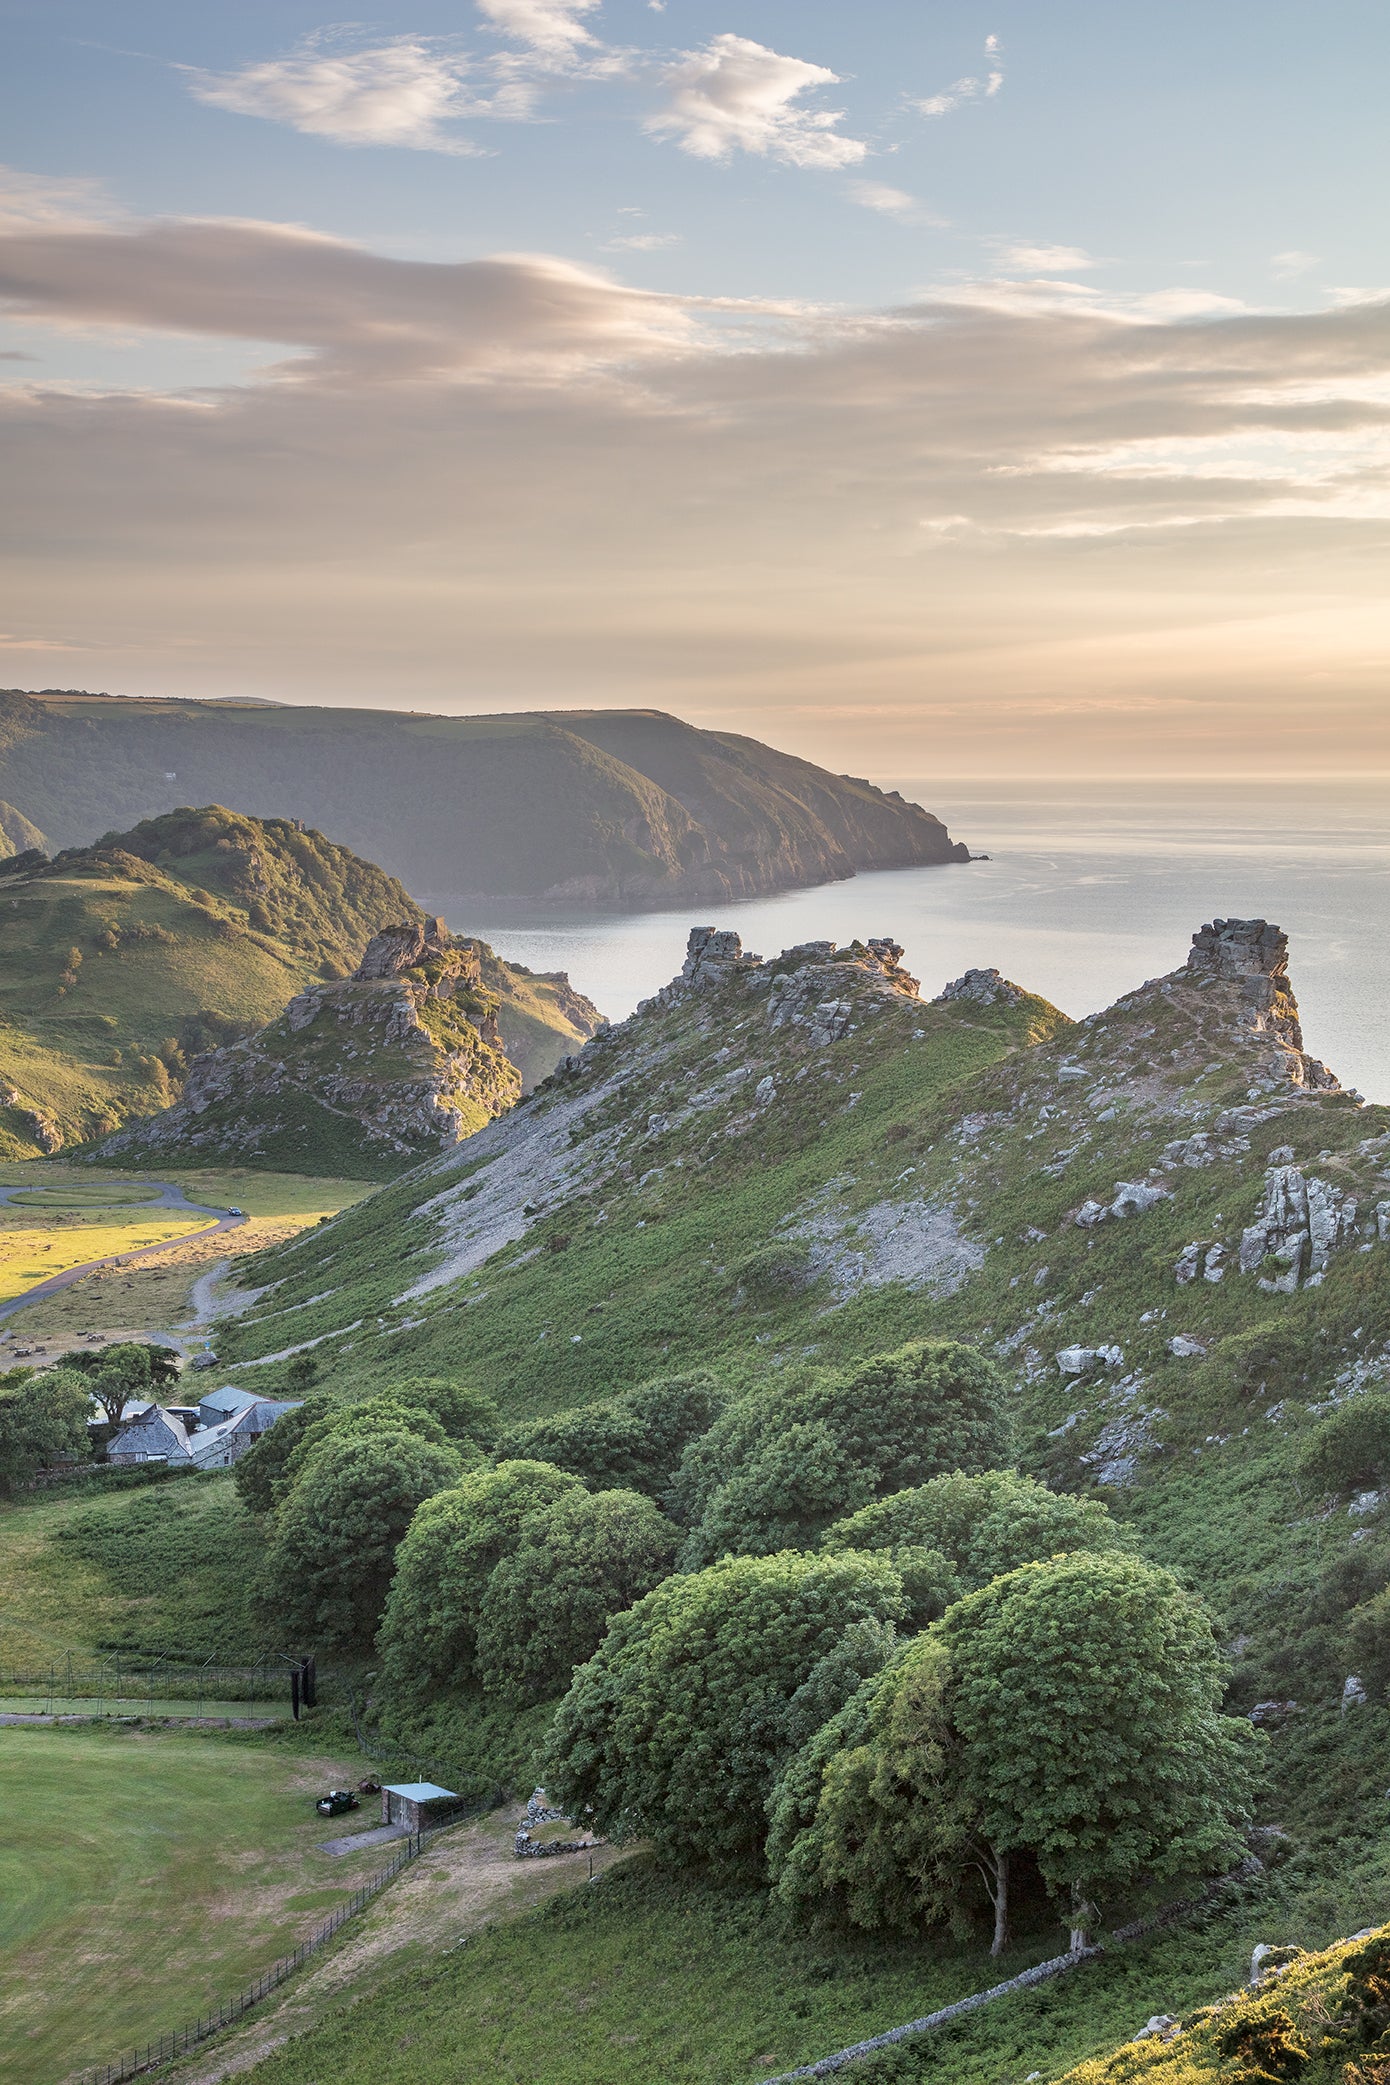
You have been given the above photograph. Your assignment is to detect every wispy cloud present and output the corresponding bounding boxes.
[912,34,1003,119]
[1271,250,1319,279]
[602,231,681,250]
[999,243,1100,273]
[848,181,945,226]
[646,34,868,168]
[0,165,120,232]
[185,37,491,153]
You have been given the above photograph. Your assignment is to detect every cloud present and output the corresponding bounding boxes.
[999,243,1099,273]
[474,0,601,57]
[1272,250,1319,279]
[646,34,868,168]
[185,38,489,153]
[603,232,681,250]
[0,165,120,232]
[0,219,719,381]
[3,204,1390,764]
[912,36,1004,118]
[848,181,946,226]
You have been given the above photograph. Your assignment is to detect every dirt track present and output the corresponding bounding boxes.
[160,1803,634,2084]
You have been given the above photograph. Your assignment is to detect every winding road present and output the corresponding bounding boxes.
[0,1180,247,1324]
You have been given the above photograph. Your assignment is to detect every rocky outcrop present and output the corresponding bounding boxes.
[1186,918,1339,1090]
[95,920,527,1173]
[935,968,1026,1008]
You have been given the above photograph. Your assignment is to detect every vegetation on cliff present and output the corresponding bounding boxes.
[0,690,969,907]
[0,807,599,1157]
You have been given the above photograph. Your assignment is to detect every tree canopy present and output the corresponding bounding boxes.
[0,1368,90,1492]
[675,1342,1010,1564]
[376,1459,585,1700]
[475,1486,681,1705]
[262,1428,465,1651]
[496,1373,726,1500]
[769,1552,1260,1954]
[822,1469,1129,1625]
[542,1547,905,1871]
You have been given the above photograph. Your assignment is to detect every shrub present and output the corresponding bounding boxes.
[0,1367,91,1491]
[475,1488,681,1705]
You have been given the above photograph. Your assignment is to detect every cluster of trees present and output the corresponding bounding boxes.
[0,1366,90,1491]
[237,1336,1260,1950]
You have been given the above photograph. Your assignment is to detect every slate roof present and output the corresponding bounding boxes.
[382,1782,457,1802]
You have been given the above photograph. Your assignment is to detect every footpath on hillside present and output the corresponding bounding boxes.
[160,1802,633,2085]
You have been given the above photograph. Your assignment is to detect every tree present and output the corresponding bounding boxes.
[768,1634,978,1941]
[542,1548,905,1871]
[1298,1395,1390,1499]
[938,1552,1261,1949]
[274,1394,478,1504]
[475,1488,681,1705]
[770,1554,1260,1956]
[822,1469,1130,1624]
[388,1377,500,1451]
[376,1460,586,1700]
[678,1343,1010,1565]
[0,1368,91,1492]
[65,1341,180,1427]
[261,1429,464,1651]
[497,1373,725,1499]
[234,1392,337,1513]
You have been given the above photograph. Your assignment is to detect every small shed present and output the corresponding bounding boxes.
[380,1781,458,1831]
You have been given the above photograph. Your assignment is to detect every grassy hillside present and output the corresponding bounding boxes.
[0,806,599,1156]
[0,691,969,908]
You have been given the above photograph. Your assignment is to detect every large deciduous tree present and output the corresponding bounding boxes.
[262,1429,464,1651]
[475,1487,680,1705]
[673,1342,1009,1564]
[770,1552,1260,1954]
[542,1548,905,1871]
[497,1373,726,1500]
[0,1368,91,1491]
[376,1460,585,1700]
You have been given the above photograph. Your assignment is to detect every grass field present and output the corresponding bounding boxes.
[0,1476,268,1667]
[0,1721,385,2085]
[0,1162,374,1341]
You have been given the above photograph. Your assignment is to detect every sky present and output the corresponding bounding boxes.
[1,0,1388,777]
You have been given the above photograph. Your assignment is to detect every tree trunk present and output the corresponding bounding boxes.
[1068,1882,1094,1953]
[972,1843,1010,1956]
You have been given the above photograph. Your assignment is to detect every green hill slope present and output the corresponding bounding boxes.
[0,807,600,1157]
[0,691,969,907]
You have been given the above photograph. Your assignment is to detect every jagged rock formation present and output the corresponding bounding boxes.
[0,691,970,909]
[94,917,560,1175]
[1186,917,1338,1087]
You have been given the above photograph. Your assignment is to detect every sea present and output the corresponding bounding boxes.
[426,778,1390,1105]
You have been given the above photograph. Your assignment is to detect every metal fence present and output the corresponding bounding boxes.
[0,1653,307,1712]
[77,1828,429,2085]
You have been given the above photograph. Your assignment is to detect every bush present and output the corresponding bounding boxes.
[1299,1396,1390,1499]
[234,1393,337,1513]
[733,1242,816,1308]
[475,1488,681,1705]
[261,1428,465,1651]
[542,1547,905,1871]
[677,1343,1010,1565]
[376,1460,586,1700]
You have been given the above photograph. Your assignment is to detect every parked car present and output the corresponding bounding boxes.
[315,1789,360,1817]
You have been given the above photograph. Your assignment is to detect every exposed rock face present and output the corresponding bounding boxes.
[1186,918,1338,1088]
[936,968,1026,1008]
[97,921,525,1172]
[1238,1160,1360,1291]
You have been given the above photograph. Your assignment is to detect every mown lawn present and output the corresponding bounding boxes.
[0,1722,385,2085]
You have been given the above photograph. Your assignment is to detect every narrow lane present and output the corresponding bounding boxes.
[0,1179,246,1324]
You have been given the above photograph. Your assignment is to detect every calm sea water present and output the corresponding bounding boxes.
[426,779,1390,1104]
